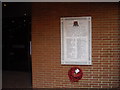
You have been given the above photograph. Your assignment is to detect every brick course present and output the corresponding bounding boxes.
[32,2,120,88]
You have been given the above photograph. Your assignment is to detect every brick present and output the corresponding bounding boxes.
[32,2,120,88]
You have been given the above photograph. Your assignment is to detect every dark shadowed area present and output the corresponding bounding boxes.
[2,2,32,88]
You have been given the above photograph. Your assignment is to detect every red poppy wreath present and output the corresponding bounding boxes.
[68,67,83,82]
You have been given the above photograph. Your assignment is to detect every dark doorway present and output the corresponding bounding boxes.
[2,2,32,88]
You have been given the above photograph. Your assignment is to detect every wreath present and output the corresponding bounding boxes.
[68,67,83,82]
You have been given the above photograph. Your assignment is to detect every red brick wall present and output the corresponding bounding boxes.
[32,2,120,88]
